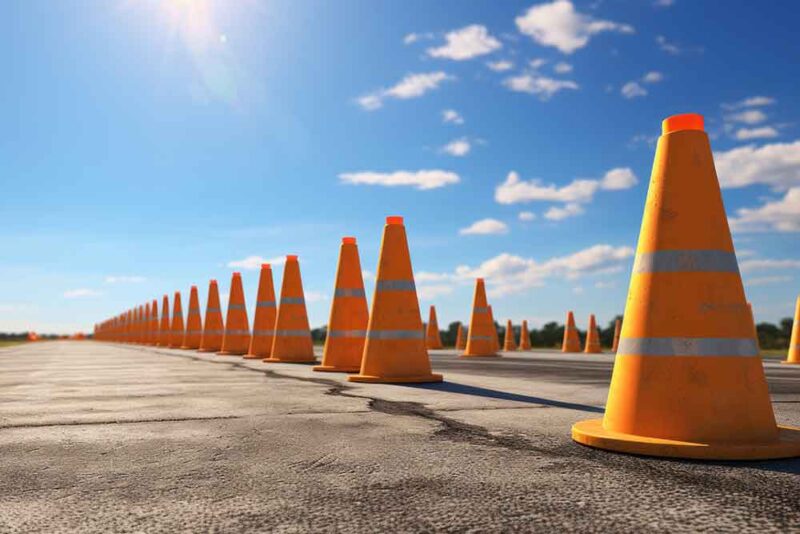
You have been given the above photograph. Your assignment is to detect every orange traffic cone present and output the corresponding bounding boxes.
[244,264,278,360]
[784,297,800,364]
[134,305,144,344]
[584,314,601,353]
[264,256,315,363]
[611,318,621,353]
[519,320,531,350]
[503,319,517,351]
[139,304,147,344]
[219,272,251,355]
[426,305,443,350]
[572,113,800,459]
[199,280,224,352]
[157,296,170,347]
[462,278,499,357]
[349,217,442,383]
[181,286,202,350]
[561,311,581,352]
[455,323,466,350]
[488,305,501,352]
[169,291,185,348]
[148,298,159,346]
[314,238,369,372]
[143,302,151,345]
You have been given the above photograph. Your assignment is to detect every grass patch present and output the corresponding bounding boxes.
[0,340,27,348]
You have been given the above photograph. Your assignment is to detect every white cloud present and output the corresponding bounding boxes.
[503,73,578,100]
[553,61,573,73]
[104,275,146,284]
[518,211,536,221]
[545,202,584,220]
[305,291,329,303]
[416,272,453,283]
[740,258,800,272]
[495,167,637,205]
[600,167,638,190]
[735,127,778,141]
[515,0,634,54]
[724,96,776,109]
[339,169,460,190]
[63,288,102,299]
[529,58,547,69]
[642,71,663,83]
[729,188,800,233]
[403,33,419,45]
[227,255,285,270]
[442,109,464,124]
[357,72,453,111]
[417,284,455,301]
[442,137,471,156]
[653,0,675,6]
[714,140,800,189]
[727,109,767,125]
[362,270,374,281]
[745,275,793,286]
[621,81,647,99]
[487,60,514,72]
[427,25,502,61]
[656,35,681,54]
[459,218,509,235]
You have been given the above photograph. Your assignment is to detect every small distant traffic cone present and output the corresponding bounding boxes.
[219,272,251,355]
[426,305,443,350]
[488,305,501,352]
[264,256,315,363]
[314,238,369,372]
[503,319,517,351]
[143,302,151,345]
[135,305,145,344]
[244,264,278,360]
[561,311,581,352]
[519,320,531,350]
[148,299,159,346]
[199,280,224,353]
[181,286,202,350]
[784,297,800,365]
[611,319,621,353]
[584,314,601,353]
[572,113,800,460]
[462,279,499,357]
[455,323,466,350]
[157,296,170,347]
[169,291,185,348]
[349,216,442,383]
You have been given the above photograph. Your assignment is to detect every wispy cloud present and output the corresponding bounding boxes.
[441,137,471,157]
[357,72,454,111]
[730,188,800,233]
[487,60,514,72]
[714,140,800,189]
[495,167,637,205]
[518,211,536,221]
[621,71,663,99]
[63,288,102,299]
[427,25,502,60]
[544,202,584,220]
[734,127,778,140]
[227,255,286,270]
[104,275,146,284]
[339,170,460,190]
[459,218,509,235]
[442,109,464,124]
[503,73,578,100]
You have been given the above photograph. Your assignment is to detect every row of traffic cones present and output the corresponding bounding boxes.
[561,312,622,354]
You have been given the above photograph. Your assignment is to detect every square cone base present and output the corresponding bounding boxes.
[313,365,360,373]
[348,373,443,384]
[262,357,317,364]
[460,353,500,358]
[572,419,800,460]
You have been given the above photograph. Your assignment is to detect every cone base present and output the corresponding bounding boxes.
[313,365,360,373]
[572,419,800,460]
[242,353,267,360]
[584,349,602,354]
[460,353,500,358]
[197,347,221,353]
[781,360,800,365]
[180,346,200,350]
[263,357,317,364]
[348,373,443,384]
[217,351,247,356]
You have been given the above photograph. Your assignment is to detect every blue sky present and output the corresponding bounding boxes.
[2,0,799,334]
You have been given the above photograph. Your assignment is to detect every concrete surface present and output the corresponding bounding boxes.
[0,340,799,533]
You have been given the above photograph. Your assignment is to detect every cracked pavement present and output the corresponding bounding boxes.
[0,341,799,532]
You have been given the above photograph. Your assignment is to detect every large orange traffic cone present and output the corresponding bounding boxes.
[784,297,800,364]
[572,113,800,460]
[455,323,466,350]
[488,305,501,352]
[462,278,499,357]
[426,305,443,350]
[264,256,316,363]
[314,238,369,372]
[349,217,442,383]
[199,280,224,352]
[561,311,581,352]
[219,272,251,355]
[503,319,517,351]
[519,320,531,350]
[584,314,601,353]
[181,286,202,350]
[169,291,185,348]
[148,298,159,346]
[611,318,621,353]
[157,295,170,347]
[244,264,278,360]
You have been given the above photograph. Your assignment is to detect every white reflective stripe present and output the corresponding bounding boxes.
[468,335,493,341]
[172,313,183,319]
[188,310,201,316]
[335,288,366,298]
[225,329,250,336]
[328,329,367,338]
[473,306,489,314]
[275,329,310,337]
[280,297,305,305]
[185,330,203,335]
[252,330,274,336]
[228,304,246,311]
[203,329,224,335]
[376,280,416,292]
[206,307,221,313]
[633,250,739,274]
[256,301,276,308]
[367,330,425,340]
[618,337,758,357]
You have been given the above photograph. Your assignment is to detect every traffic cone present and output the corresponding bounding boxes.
[611,319,621,353]
[169,291,184,348]
[572,113,800,459]
[138,304,147,344]
[503,319,517,351]
[462,278,499,357]
[784,297,800,364]
[489,305,500,352]
[314,238,369,372]
[263,256,315,363]
[181,286,203,350]
[148,298,159,346]
[199,280,224,353]
[455,323,466,350]
[244,264,278,360]
[748,303,760,352]
[584,314,601,353]
[219,272,251,355]
[519,320,532,350]
[426,305,443,350]
[157,296,170,347]
[349,216,442,383]
[561,311,581,352]
[143,302,151,345]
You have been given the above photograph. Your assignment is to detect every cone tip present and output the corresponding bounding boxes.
[232,272,241,277]
[662,113,704,134]
[342,236,356,244]
[286,254,298,261]
[210,279,217,284]
[261,263,271,269]
[386,216,404,225]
